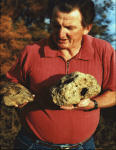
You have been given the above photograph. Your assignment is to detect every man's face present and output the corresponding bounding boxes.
[51,7,90,50]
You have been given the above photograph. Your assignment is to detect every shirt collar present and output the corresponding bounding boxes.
[42,38,60,58]
[43,35,94,60]
[77,35,94,60]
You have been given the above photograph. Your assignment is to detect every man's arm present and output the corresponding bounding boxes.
[60,90,116,110]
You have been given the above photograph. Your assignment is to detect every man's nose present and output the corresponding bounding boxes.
[58,28,66,39]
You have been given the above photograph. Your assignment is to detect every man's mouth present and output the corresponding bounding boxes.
[57,39,67,43]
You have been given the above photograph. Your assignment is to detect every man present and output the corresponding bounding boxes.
[6,0,116,150]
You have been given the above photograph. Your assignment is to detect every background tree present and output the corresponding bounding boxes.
[0,0,50,78]
[0,0,114,46]
[0,15,32,77]
[90,0,114,43]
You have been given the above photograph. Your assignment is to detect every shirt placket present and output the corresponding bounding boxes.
[66,61,70,74]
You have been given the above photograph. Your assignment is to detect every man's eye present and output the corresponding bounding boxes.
[66,26,74,30]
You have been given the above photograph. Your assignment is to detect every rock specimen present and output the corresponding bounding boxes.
[0,82,35,106]
[51,72,101,106]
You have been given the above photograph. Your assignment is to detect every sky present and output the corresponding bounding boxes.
[108,1,115,33]
[105,0,116,49]
[93,0,116,49]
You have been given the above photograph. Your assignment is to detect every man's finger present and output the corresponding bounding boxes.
[60,105,75,110]
[18,102,28,108]
[78,99,90,107]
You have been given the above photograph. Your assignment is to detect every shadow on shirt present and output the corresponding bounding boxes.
[19,74,65,114]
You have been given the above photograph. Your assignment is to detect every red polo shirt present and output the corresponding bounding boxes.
[7,35,116,144]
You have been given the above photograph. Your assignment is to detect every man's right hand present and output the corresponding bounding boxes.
[14,102,29,108]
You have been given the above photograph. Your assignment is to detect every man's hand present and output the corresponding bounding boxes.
[14,102,29,108]
[60,98,95,110]
[60,104,75,110]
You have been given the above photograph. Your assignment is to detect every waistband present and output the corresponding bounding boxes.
[35,139,82,149]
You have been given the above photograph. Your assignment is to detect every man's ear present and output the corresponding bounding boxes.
[83,24,92,35]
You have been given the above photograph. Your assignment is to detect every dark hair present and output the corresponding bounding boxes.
[50,0,95,27]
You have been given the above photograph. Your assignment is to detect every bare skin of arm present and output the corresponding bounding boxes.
[60,90,116,110]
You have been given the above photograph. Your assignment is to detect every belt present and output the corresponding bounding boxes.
[36,140,82,150]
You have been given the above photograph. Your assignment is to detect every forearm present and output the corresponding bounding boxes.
[93,90,116,109]
[83,90,116,110]
[60,90,116,110]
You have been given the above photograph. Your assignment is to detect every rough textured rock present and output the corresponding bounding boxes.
[51,72,101,106]
[0,82,35,106]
